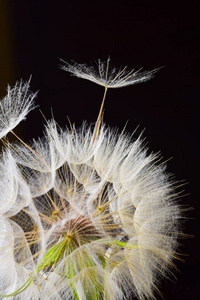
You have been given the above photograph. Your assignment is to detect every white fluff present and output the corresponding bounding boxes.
[0,150,32,216]
[61,58,157,88]
[0,80,36,139]
[0,59,182,300]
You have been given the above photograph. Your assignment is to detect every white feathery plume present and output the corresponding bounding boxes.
[0,150,32,216]
[0,59,183,300]
[62,58,157,144]
[0,79,37,139]
[61,57,157,88]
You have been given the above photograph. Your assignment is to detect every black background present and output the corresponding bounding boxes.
[0,1,199,299]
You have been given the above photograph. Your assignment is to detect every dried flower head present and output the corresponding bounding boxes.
[0,59,182,300]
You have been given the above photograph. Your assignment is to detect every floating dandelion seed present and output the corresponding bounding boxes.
[0,59,183,300]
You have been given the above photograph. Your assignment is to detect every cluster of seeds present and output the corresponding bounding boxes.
[0,59,182,299]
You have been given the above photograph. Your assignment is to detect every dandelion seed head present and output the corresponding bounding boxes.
[0,59,183,300]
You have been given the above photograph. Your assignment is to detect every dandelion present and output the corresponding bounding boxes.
[0,59,182,299]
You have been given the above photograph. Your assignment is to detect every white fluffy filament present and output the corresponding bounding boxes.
[0,59,183,300]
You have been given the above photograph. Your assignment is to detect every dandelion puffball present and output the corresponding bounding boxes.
[0,59,182,300]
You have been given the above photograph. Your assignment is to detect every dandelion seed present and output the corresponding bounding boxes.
[0,79,37,139]
[61,58,158,143]
[0,59,183,300]
[61,58,157,88]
